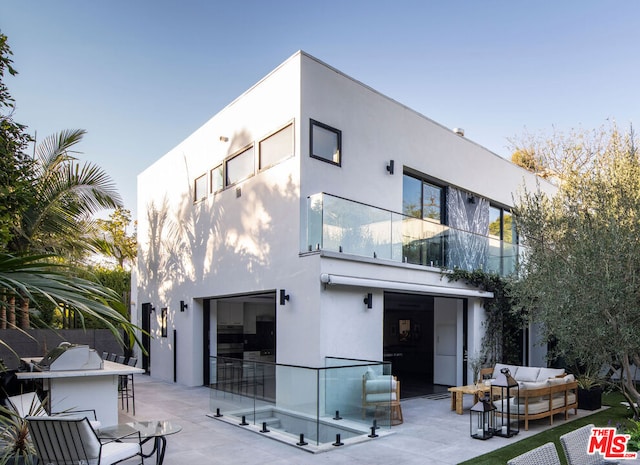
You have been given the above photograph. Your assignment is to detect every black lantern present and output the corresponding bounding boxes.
[492,367,519,437]
[470,392,496,440]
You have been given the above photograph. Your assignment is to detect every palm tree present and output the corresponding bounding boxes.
[8,129,122,256]
[0,253,139,351]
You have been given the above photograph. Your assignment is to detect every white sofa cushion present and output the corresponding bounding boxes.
[515,367,541,382]
[493,363,519,379]
[536,368,565,381]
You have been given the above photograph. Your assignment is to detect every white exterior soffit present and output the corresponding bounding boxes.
[320,274,494,299]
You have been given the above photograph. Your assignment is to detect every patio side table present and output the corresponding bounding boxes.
[98,419,182,465]
[448,383,490,415]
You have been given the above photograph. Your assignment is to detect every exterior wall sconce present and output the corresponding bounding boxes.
[364,293,372,309]
[279,289,290,305]
[180,300,188,312]
[467,195,476,204]
[386,160,395,175]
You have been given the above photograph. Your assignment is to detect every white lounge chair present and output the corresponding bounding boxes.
[5,391,101,429]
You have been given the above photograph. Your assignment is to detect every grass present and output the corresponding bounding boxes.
[458,391,635,465]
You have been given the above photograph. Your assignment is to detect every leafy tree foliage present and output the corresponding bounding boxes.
[509,125,610,182]
[7,129,122,258]
[0,32,136,343]
[512,124,640,417]
[92,208,137,269]
[0,32,33,250]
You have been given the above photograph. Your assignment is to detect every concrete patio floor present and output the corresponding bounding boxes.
[118,375,603,465]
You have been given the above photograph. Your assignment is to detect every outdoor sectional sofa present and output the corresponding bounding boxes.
[481,363,578,430]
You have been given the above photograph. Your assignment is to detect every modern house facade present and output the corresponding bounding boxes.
[134,51,554,392]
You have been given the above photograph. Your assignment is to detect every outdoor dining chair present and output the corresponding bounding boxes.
[560,423,620,465]
[507,442,561,465]
[27,416,142,465]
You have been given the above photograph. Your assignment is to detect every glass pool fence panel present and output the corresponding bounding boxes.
[209,356,273,424]
[322,359,392,431]
[265,364,321,445]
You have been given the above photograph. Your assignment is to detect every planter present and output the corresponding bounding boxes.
[578,386,602,410]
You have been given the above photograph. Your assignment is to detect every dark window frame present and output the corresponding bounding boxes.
[310,119,342,166]
[402,171,447,225]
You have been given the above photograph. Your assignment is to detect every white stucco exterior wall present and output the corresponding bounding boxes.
[136,50,556,388]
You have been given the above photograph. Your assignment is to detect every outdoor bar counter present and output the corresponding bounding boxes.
[17,358,144,426]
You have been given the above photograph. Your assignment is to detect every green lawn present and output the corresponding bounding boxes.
[458,391,635,465]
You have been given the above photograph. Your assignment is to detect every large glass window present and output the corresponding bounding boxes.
[260,123,293,170]
[422,182,442,222]
[310,119,341,165]
[488,205,516,243]
[194,174,207,202]
[402,173,443,223]
[226,146,254,186]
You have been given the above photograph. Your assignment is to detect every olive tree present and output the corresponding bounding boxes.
[512,124,640,417]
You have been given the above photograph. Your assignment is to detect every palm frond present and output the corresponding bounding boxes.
[0,253,141,347]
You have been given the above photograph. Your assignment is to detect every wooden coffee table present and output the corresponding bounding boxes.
[447,383,490,414]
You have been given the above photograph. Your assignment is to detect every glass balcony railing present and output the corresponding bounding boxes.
[305,193,522,276]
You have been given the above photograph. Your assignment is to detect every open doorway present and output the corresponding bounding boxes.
[203,291,276,389]
[383,292,438,398]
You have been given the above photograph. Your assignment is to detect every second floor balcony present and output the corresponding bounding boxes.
[305,193,522,277]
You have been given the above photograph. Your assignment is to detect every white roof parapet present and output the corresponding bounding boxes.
[320,273,494,298]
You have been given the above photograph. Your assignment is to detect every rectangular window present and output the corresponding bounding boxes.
[260,123,293,170]
[226,146,254,186]
[489,205,516,243]
[161,308,167,338]
[211,164,223,193]
[402,173,444,223]
[422,182,442,222]
[194,174,207,202]
[310,119,341,165]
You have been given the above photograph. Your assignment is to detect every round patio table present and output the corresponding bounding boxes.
[98,420,182,465]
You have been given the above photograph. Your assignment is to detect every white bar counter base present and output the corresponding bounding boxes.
[17,358,144,426]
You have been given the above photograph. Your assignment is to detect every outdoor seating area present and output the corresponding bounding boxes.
[116,375,613,464]
[481,363,578,430]
[2,371,636,465]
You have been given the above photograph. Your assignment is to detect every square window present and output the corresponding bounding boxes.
[310,119,341,165]
[260,123,294,170]
[211,165,223,193]
[194,174,207,202]
[226,146,254,186]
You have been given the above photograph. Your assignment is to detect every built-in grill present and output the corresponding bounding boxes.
[33,343,103,371]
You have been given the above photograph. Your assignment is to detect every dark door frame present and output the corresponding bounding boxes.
[141,302,151,373]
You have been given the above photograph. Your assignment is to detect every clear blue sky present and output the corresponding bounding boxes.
[2,1,639,220]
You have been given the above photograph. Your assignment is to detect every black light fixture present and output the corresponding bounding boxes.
[470,393,496,440]
[180,300,188,312]
[364,293,372,309]
[386,160,395,175]
[467,195,476,204]
[279,289,290,305]
[492,368,519,437]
